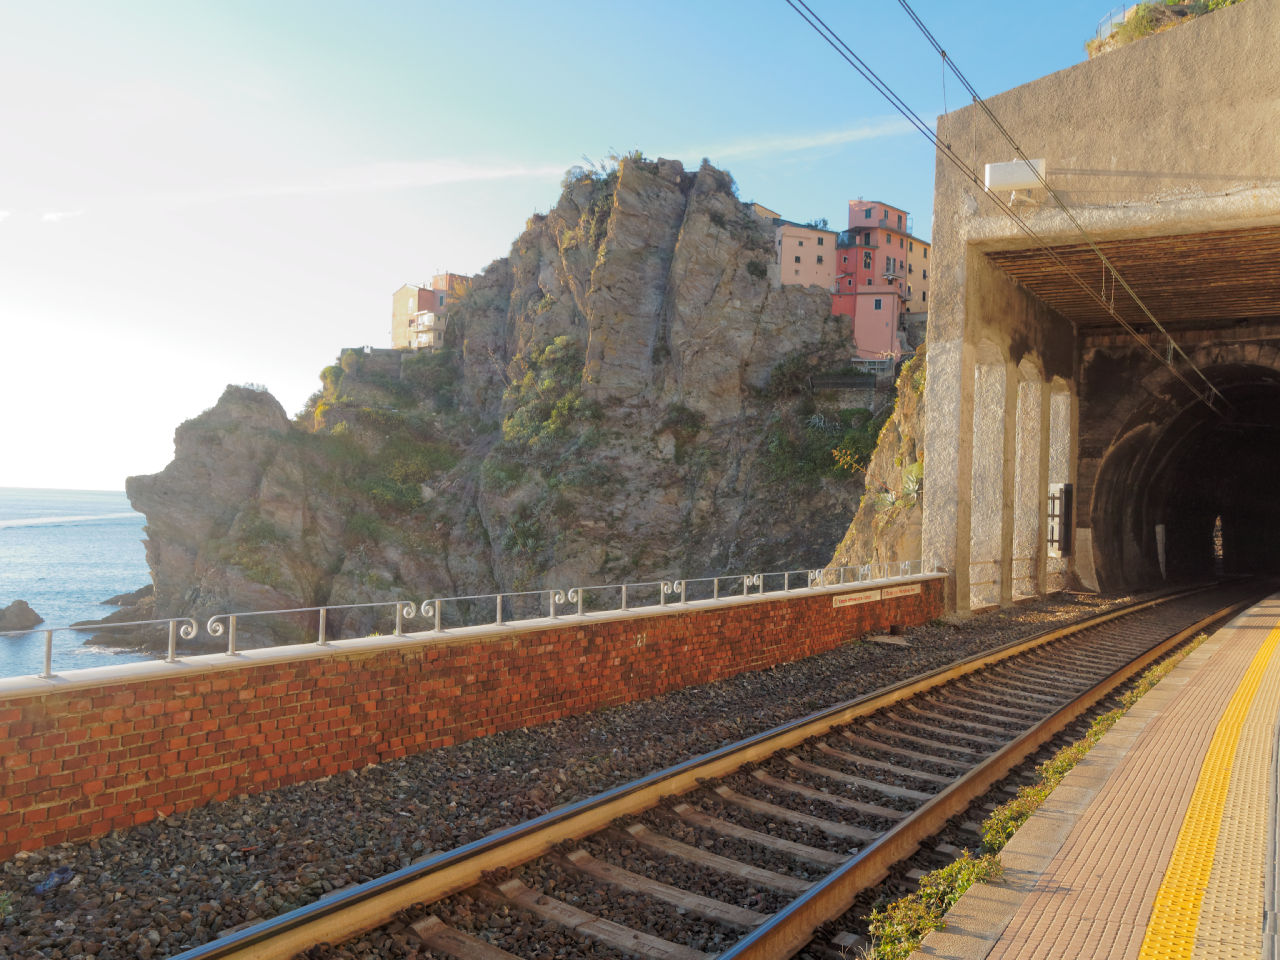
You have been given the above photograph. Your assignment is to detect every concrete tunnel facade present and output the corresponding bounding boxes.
[921,1,1280,611]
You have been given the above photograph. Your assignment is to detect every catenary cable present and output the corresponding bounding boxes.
[782,0,1226,412]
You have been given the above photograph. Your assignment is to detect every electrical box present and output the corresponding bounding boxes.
[1047,482,1073,558]
[985,158,1047,192]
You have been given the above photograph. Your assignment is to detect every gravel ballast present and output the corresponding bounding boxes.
[0,592,1137,959]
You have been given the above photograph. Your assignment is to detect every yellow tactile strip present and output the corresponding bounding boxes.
[969,599,1280,960]
[1191,621,1280,958]
[1139,621,1280,960]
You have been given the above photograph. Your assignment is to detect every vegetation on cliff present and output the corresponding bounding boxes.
[827,349,926,570]
[1087,0,1244,56]
[127,156,887,648]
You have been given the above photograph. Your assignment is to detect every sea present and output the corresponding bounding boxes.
[0,487,153,679]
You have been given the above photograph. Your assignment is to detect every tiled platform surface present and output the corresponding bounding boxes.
[911,593,1280,960]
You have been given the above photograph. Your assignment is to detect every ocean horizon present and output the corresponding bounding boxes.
[0,486,153,678]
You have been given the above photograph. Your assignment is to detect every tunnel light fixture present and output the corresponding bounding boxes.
[985,158,1047,192]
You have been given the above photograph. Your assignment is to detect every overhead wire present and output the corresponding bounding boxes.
[894,0,1228,412]
[782,0,1226,412]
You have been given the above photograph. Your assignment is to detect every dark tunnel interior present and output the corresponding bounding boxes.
[1091,364,1280,592]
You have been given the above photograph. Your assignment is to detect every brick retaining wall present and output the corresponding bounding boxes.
[0,577,943,859]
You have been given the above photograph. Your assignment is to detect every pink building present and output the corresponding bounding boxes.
[833,201,930,362]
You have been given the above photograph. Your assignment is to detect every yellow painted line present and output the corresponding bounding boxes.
[1138,619,1280,960]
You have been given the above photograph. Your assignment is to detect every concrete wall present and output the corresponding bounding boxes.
[0,578,943,860]
[924,0,1280,609]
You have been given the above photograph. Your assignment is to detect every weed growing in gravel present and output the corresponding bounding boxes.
[982,631,1210,852]
[0,890,9,918]
[864,851,1003,959]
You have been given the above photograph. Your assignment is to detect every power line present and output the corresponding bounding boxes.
[782,0,1226,413]
[894,0,1228,412]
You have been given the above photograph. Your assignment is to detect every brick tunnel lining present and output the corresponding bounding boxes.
[1089,361,1280,591]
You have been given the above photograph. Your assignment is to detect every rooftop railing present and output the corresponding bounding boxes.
[0,560,937,682]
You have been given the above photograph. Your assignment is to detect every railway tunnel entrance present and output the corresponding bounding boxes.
[1086,356,1280,591]
[918,0,1279,612]
[982,226,1280,599]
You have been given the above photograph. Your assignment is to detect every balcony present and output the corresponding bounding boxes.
[837,229,877,249]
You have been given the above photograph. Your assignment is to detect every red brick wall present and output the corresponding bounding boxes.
[0,578,943,859]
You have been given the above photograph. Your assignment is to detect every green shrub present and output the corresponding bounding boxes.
[481,454,527,491]
[344,512,384,543]
[502,510,543,555]
[501,336,593,453]
[866,852,1003,959]
[402,348,461,411]
[320,364,343,395]
[746,259,768,279]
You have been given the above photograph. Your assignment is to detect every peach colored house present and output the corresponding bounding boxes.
[391,272,470,351]
[774,221,838,290]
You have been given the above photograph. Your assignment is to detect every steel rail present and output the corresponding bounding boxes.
[168,584,1231,960]
[721,591,1255,959]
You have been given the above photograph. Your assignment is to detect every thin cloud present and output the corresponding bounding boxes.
[41,209,85,222]
[695,117,915,160]
[159,160,568,208]
[0,211,9,222]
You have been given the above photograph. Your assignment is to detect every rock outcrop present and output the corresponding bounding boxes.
[828,349,926,569]
[127,157,885,649]
[0,600,43,632]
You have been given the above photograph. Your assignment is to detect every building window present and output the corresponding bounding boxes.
[909,241,914,252]
[907,285,912,296]
[922,268,928,279]
[874,298,882,310]
[438,293,445,306]
[899,237,904,248]
[864,231,872,245]
[794,256,801,263]
[864,208,872,219]
[816,255,824,264]
[847,279,854,287]
[908,263,913,274]
[817,236,824,246]
[897,214,903,228]
[842,256,848,264]
[924,248,928,259]
[866,278,873,286]
[923,290,928,302]
[863,251,872,269]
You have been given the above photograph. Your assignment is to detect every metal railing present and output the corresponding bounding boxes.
[0,560,933,681]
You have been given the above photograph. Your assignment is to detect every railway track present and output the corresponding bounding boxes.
[172,583,1260,960]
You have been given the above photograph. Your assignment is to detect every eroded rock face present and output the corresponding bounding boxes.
[828,349,926,571]
[127,158,870,648]
[0,600,43,632]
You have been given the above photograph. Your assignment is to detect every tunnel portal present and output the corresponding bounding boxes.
[920,0,1280,611]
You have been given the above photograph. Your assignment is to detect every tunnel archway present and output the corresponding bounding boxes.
[1090,357,1280,592]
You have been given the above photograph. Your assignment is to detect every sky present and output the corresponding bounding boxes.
[0,0,1119,492]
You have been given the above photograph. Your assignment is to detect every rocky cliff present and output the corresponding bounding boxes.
[127,157,885,647]
[827,348,926,569]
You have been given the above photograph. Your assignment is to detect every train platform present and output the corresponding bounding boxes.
[912,592,1280,960]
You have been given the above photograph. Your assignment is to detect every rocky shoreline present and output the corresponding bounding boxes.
[0,591,1137,959]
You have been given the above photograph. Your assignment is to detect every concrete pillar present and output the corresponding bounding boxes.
[922,336,972,609]
[969,344,1006,610]
[1011,361,1044,600]
[1046,381,1074,591]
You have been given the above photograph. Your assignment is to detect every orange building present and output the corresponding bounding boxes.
[774,220,838,290]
